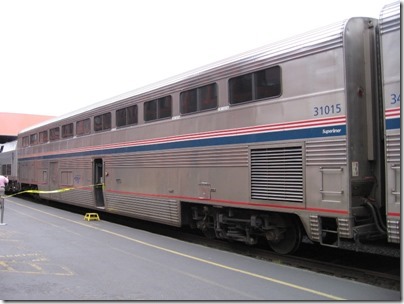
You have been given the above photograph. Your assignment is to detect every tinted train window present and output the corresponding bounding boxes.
[30,133,38,145]
[76,118,91,136]
[229,74,252,104]
[22,136,29,147]
[50,127,60,141]
[180,83,217,114]
[199,84,217,111]
[2,164,11,176]
[94,113,111,132]
[229,66,281,104]
[255,67,281,99]
[39,130,48,144]
[180,89,197,114]
[158,96,172,119]
[144,96,172,122]
[62,123,74,138]
[116,105,138,127]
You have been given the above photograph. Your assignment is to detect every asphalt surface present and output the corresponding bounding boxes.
[0,196,401,301]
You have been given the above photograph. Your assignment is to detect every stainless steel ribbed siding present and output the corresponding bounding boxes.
[379,0,400,243]
[38,157,95,207]
[379,0,401,34]
[107,146,249,168]
[0,140,18,179]
[106,194,181,226]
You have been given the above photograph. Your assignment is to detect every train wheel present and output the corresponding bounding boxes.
[267,216,302,255]
[202,228,216,239]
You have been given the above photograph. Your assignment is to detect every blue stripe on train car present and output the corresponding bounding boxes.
[386,117,400,130]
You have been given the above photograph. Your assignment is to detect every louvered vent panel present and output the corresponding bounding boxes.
[386,133,401,163]
[251,146,303,203]
[306,138,347,166]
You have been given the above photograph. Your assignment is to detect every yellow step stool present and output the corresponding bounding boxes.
[84,213,100,221]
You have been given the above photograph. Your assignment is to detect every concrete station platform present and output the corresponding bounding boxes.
[0,196,400,301]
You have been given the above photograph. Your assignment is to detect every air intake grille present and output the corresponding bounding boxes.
[251,146,303,203]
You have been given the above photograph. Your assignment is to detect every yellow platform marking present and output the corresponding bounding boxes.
[84,213,100,221]
[0,253,74,276]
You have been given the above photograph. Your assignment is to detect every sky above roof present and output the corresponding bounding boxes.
[0,0,393,116]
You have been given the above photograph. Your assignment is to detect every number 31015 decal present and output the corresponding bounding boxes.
[313,104,342,116]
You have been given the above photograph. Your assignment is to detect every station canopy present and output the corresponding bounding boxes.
[0,112,54,143]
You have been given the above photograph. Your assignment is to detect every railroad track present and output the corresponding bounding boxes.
[168,230,400,291]
[95,207,400,291]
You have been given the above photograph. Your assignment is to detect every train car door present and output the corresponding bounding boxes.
[49,161,60,200]
[93,158,105,208]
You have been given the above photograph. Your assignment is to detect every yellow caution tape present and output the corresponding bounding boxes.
[1,183,104,199]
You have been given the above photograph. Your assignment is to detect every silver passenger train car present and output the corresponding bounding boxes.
[15,3,400,254]
[0,140,19,193]
[379,2,401,244]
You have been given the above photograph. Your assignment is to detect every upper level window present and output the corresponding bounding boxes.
[180,83,217,114]
[94,112,111,132]
[39,130,48,144]
[116,105,138,127]
[62,123,74,138]
[229,66,281,104]
[22,136,29,147]
[144,96,172,122]
[30,133,38,145]
[50,127,60,141]
[76,118,91,136]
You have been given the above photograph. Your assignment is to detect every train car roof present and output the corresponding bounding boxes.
[0,140,17,153]
[20,16,373,135]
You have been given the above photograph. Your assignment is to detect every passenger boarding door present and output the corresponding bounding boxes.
[93,159,105,208]
[49,162,60,200]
